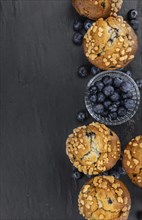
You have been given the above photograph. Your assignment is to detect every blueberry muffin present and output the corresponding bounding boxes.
[66,122,120,175]
[78,176,131,220]
[72,0,123,20]
[83,16,138,70]
[122,135,142,188]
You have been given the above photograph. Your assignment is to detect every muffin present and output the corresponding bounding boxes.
[83,16,138,70]
[78,176,131,220]
[66,122,120,175]
[72,0,123,20]
[122,135,142,188]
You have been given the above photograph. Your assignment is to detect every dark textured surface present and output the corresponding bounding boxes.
[0,1,142,220]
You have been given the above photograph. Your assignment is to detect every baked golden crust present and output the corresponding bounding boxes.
[122,135,142,188]
[66,122,120,175]
[78,176,131,220]
[72,0,123,20]
[83,16,138,70]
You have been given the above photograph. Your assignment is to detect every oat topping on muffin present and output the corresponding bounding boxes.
[66,122,120,175]
[122,135,142,188]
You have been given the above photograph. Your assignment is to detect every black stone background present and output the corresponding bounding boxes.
[0,0,142,220]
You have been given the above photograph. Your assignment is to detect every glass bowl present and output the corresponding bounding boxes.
[85,70,140,126]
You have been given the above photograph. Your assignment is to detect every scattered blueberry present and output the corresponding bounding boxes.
[73,19,84,31]
[109,112,117,120]
[120,82,132,93]
[84,19,93,31]
[110,170,120,179]
[104,100,112,109]
[78,65,89,78]
[108,198,113,204]
[117,167,126,175]
[95,81,104,91]
[103,85,114,97]
[102,76,113,85]
[89,86,97,94]
[125,70,132,77]
[135,79,142,89]
[93,104,104,114]
[89,94,97,103]
[118,107,127,116]
[97,92,105,103]
[127,9,138,20]
[108,104,118,113]
[123,99,135,109]
[122,92,133,99]
[129,19,139,31]
[72,170,83,179]
[110,92,120,102]
[113,78,123,88]
[91,66,100,75]
[76,110,88,122]
[72,32,83,45]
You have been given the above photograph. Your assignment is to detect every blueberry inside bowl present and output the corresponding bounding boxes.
[85,71,140,125]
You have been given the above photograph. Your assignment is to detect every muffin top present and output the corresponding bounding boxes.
[122,135,142,188]
[83,16,138,70]
[72,0,123,20]
[66,122,120,175]
[78,176,131,220]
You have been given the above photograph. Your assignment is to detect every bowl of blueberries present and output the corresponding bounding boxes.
[85,71,140,125]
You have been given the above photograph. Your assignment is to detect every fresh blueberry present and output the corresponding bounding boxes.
[103,85,114,97]
[108,104,118,113]
[123,99,135,109]
[108,198,113,204]
[127,9,138,20]
[91,66,100,75]
[97,92,105,103]
[110,92,120,102]
[76,110,88,122]
[135,79,142,89]
[89,94,97,103]
[72,170,83,179]
[129,19,139,31]
[73,19,84,31]
[109,112,117,120]
[78,65,89,78]
[72,32,83,45]
[120,81,132,93]
[93,104,104,114]
[102,76,113,85]
[110,170,120,179]
[89,86,97,94]
[84,19,93,31]
[118,107,127,116]
[122,91,133,99]
[113,78,123,88]
[115,101,121,107]
[125,70,132,77]
[104,100,112,109]
[117,167,126,175]
[95,81,104,91]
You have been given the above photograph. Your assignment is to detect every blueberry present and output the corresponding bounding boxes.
[84,19,93,31]
[73,19,83,31]
[120,81,132,93]
[118,107,127,116]
[123,99,135,109]
[108,104,118,113]
[78,65,89,78]
[97,92,105,103]
[129,19,139,31]
[89,86,97,94]
[72,32,83,45]
[125,70,132,77]
[110,92,120,102]
[93,104,104,114]
[76,110,88,122]
[103,85,114,97]
[115,101,121,107]
[95,81,104,91]
[108,198,113,204]
[135,79,142,89]
[113,78,123,88]
[127,9,138,20]
[104,100,112,109]
[102,76,113,85]
[122,91,133,99]
[109,112,117,120]
[72,170,83,179]
[89,94,97,103]
[117,167,126,175]
[91,66,100,75]
[110,170,120,179]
